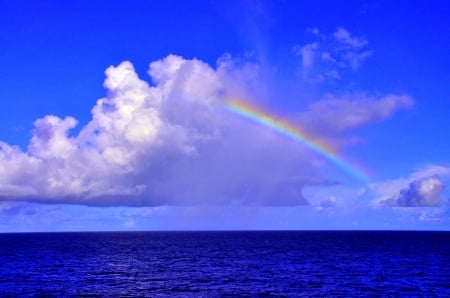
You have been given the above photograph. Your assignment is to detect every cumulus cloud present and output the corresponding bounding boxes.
[0,55,413,207]
[0,55,322,206]
[380,176,444,207]
[373,165,450,207]
[293,27,372,81]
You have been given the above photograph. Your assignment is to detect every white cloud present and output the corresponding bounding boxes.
[333,28,372,70]
[373,165,450,207]
[386,176,444,207]
[0,55,324,206]
[0,55,415,207]
[307,27,320,35]
[299,93,414,134]
[410,165,450,180]
[298,42,318,69]
[294,27,372,81]
[418,208,446,222]
[333,28,368,49]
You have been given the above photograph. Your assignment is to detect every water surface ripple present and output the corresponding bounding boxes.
[1,231,449,296]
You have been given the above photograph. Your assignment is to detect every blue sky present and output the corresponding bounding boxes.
[0,0,449,231]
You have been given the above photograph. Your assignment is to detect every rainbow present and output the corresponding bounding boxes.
[224,99,371,183]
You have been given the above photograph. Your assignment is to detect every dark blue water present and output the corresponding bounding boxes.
[0,231,449,296]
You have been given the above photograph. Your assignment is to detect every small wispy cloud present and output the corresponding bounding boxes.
[418,208,446,222]
[298,93,414,134]
[333,27,368,49]
[293,27,372,82]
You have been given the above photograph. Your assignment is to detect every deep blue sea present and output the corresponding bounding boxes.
[0,231,449,297]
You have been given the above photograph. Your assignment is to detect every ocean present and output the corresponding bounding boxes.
[0,231,449,296]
